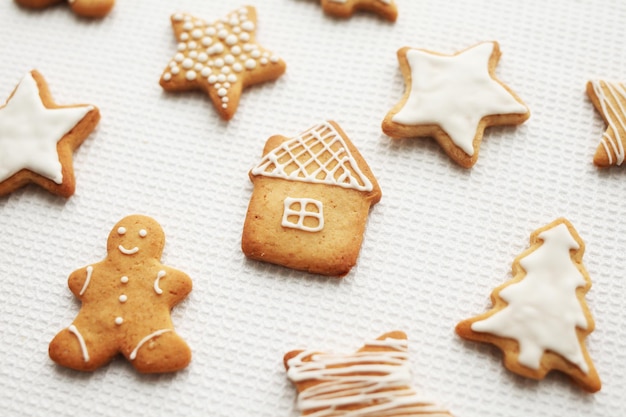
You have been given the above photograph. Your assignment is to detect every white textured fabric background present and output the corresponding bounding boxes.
[0,0,625,415]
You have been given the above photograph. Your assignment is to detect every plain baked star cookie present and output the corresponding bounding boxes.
[242,121,381,277]
[382,41,530,168]
[160,6,286,121]
[320,0,398,21]
[456,218,601,392]
[0,70,99,198]
[15,0,115,18]
[49,215,192,373]
[587,80,626,167]
[284,331,454,416]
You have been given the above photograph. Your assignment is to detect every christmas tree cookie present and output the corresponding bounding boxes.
[587,80,626,167]
[284,331,454,416]
[159,6,286,121]
[382,41,530,168]
[456,218,601,392]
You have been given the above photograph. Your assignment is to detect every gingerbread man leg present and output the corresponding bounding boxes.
[49,322,118,372]
[124,330,191,374]
[68,0,114,17]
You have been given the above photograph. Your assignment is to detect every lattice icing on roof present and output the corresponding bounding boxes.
[251,122,374,192]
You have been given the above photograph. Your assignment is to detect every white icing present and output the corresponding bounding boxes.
[78,266,93,296]
[115,317,123,326]
[139,229,147,237]
[251,122,374,192]
[163,8,283,111]
[391,42,528,156]
[154,270,166,295]
[119,294,127,303]
[282,197,324,232]
[471,222,590,373]
[117,227,126,235]
[118,245,139,255]
[0,72,93,184]
[68,325,89,363]
[129,329,172,360]
[286,336,450,416]
[120,276,129,284]
[589,80,626,165]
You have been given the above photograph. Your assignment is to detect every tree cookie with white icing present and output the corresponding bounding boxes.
[242,121,381,277]
[49,215,192,373]
[382,41,530,168]
[284,331,454,416]
[456,218,601,392]
[587,80,626,167]
[0,70,100,198]
[319,0,398,21]
[15,0,115,18]
[159,6,286,121]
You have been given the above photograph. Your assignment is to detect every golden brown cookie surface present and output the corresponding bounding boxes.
[15,0,115,18]
[456,218,601,392]
[284,331,454,416]
[0,70,99,198]
[382,41,530,168]
[587,80,626,167]
[49,215,192,373]
[160,6,286,121]
[242,121,381,277]
[320,0,398,21]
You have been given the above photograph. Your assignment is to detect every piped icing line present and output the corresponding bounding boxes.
[154,270,166,295]
[0,72,94,184]
[589,80,626,166]
[118,245,139,255]
[129,329,172,360]
[78,266,93,296]
[68,325,89,362]
[471,222,590,373]
[251,122,374,192]
[282,197,324,232]
[287,337,450,416]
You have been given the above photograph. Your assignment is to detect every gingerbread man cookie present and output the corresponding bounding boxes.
[159,6,286,121]
[0,70,99,198]
[49,215,192,373]
[319,0,398,21]
[15,0,115,18]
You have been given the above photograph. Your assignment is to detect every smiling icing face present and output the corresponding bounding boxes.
[106,215,165,260]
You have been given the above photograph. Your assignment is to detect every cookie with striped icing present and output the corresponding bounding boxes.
[587,80,626,167]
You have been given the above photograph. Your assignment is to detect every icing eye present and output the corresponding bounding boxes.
[139,229,147,238]
[117,227,126,235]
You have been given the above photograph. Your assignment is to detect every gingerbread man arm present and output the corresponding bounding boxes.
[67,265,94,299]
[152,267,192,307]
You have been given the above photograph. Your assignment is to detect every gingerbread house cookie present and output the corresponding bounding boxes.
[242,121,381,277]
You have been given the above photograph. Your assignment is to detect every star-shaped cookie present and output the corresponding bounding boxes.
[382,41,530,168]
[15,0,115,18]
[160,6,286,121]
[587,80,626,167]
[320,0,398,21]
[0,71,100,197]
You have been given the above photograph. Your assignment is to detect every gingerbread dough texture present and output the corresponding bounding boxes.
[319,0,398,21]
[15,0,115,18]
[49,215,192,373]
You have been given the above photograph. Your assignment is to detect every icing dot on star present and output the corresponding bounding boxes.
[186,70,197,80]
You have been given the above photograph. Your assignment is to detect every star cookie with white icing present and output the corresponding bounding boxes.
[15,0,115,18]
[284,331,454,416]
[320,0,398,21]
[382,41,530,168]
[456,218,601,392]
[160,6,286,121]
[587,80,626,167]
[0,70,100,198]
